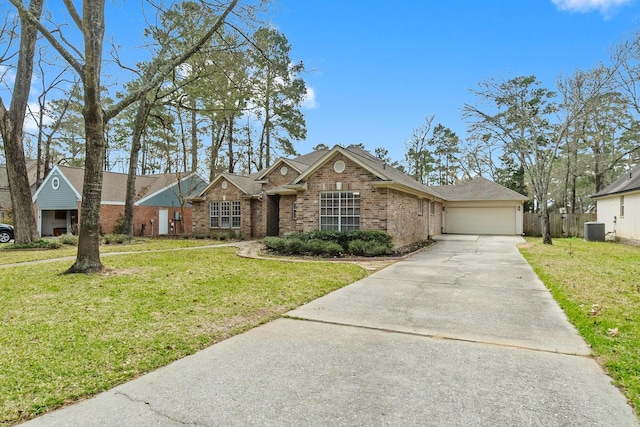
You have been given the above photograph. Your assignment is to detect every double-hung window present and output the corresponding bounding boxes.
[210,202,219,228]
[232,201,241,228]
[320,191,360,231]
[210,201,241,228]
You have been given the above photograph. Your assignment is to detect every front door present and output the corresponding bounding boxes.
[266,195,280,236]
[159,209,169,235]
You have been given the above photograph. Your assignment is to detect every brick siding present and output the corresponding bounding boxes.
[100,204,194,236]
[192,152,443,247]
[190,180,248,237]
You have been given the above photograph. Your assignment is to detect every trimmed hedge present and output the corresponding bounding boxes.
[264,230,393,257]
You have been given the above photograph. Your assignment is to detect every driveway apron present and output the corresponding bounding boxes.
[22,235,638,426]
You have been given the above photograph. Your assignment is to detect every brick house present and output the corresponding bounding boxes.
[190,145,528,246]
[32,165,207,237]
[189,145,442,247]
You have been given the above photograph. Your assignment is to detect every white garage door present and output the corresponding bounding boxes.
[444,207,516,235]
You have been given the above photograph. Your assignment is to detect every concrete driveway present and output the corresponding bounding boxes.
[22,235,638,426]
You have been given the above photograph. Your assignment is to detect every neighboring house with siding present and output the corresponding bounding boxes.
[189,145,527,247]
[32,165,207,237]
[593,165,640,245]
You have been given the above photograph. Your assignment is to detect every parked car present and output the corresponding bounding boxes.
[0,223,14,243]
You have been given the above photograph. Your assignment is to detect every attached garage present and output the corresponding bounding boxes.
[433,177,528,236]
[444,205,518,235]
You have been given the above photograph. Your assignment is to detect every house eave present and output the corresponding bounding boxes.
[593,187,640,199]
[265,189,297,196]
[284,183,307,191]
[371,181,443,201]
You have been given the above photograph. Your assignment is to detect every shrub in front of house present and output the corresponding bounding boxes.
[58,234,79,246]
[8,239,62,250]
[263,236,287,253]
[264,230,394,257]
[348,239,393,257]
[102,234,130,244]
[346,230,393,248]
[303,239,343,257]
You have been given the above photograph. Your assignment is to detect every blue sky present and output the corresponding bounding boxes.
[5,0,639,165]
[269,0,640,162]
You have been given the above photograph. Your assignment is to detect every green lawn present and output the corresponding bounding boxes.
[0,238,226,265]
[0,244,366,426]
[519,237,640,416]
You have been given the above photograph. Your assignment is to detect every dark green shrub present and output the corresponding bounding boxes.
[9,239,61,250]
[283,238,304,255]
[282,231,307,241]
[46,239,62,249]
[348,239,392,257]
[102,234,129,244]
[264,230,394,257]
[303,239,343,257]
[263,236,287,252]
[112,213,126,235]
[58,233,79,246]
[347,230,393,247]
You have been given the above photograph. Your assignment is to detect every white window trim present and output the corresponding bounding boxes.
[319,191,360,232]
[210,200,241,229]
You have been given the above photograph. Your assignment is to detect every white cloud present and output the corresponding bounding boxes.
[551,0,634,14]
[302,86,318,109]
[23,101,54,134]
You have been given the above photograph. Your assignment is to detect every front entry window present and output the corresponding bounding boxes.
[210,201,241,229]
[320,191,360,231]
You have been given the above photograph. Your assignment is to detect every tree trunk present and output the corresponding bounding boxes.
[0,0,43,244]
[123,98,151,240]
[191,108,198,172]
[541,208,552,245]
[227,113,234,173]
[65,0,106,274]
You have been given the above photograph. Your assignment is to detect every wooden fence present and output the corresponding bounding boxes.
[523,213,597,238]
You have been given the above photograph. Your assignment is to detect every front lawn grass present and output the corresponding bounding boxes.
[0,237,225,265]
[519,237,640,416]
[0,246,366,426]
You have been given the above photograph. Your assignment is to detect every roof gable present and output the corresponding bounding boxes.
[34,166,202,205]
[593,165,640,198]
[291,145,443,199]
[434,177,529,201]
[32,165,83,202]
[292,146,389,184]
[31,165,83,208]
[136,173,207,206]
[197,172,262,198]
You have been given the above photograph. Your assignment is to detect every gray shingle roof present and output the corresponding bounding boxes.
[220,172,263,196]
[433,176,529,201]
[56,165,191,203]
[341,146,445,198]
[593,165,640,198]
[200,146,528,203]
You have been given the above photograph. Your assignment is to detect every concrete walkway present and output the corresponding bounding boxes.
[22,235,638,426]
